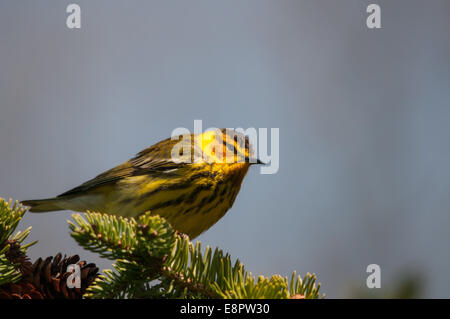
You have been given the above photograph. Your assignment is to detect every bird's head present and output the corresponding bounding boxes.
[197,129,263,167]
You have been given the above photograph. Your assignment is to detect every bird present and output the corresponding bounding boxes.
[22,129,263,238]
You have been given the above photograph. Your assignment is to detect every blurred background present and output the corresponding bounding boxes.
[1,0,449,298]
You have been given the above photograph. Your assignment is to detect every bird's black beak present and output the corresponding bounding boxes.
[246,157,266,165]
[250,158,265,165]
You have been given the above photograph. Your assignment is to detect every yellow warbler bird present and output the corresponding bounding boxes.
[22,129,262,238]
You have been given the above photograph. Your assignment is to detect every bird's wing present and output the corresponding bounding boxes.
[58,136,193,198]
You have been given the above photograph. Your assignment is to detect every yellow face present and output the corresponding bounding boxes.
[197,129,256,165]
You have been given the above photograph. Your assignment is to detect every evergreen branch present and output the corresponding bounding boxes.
[68,212,138,260]
[69,212,175,264]
[0,198,36,286]
[70,211,323,299]
[288,271,323,299]
[0,198,99,299]
[0,253,21,285]
[84,259,148,298]
[0,199,29,247]
[0,196,323,299]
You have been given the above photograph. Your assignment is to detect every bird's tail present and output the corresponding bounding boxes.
[21,198,63,212]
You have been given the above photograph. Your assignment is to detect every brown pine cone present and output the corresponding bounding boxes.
[0,248,99,299]
[0,282,44,299]
[30,253,99,299]
[4,240,33,279]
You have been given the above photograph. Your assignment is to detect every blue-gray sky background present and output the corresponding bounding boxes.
[1,1,450,297]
